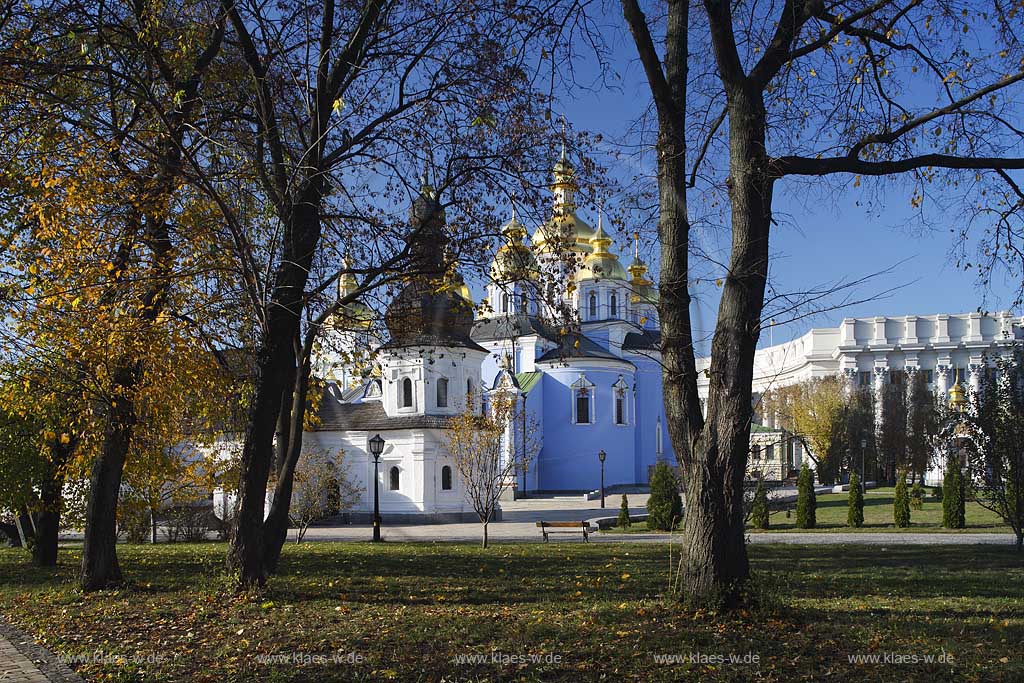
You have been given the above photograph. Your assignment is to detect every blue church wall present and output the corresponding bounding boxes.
[480,351,502,389]
[519,386,544,493]
[630,355,674,482]
[534,362,637,491]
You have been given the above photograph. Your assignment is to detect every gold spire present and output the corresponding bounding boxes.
[338,257,359,299]
[628,232,650,281]
[948,380,967,411]
[590,205,612,252]
[552,115,574,182]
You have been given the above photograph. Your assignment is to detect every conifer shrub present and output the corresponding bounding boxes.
[646,462,682,531]
[750,479,770,530]
[847,472,864,528]
[617,494,631,529]
[894,471,911,527]
[795,464,817,529]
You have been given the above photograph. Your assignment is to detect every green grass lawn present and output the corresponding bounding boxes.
[606,492,1011,534]
[0,542,1022,682]
[762,491,1010,532]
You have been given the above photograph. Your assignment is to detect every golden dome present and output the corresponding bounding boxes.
[491,211,539,282]
[444,267,475,306]
[533,213,595,255]
[335,261,374,328]
[576,212,626,281]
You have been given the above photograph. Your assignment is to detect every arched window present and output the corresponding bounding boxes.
[389,466,400,491]
[466,378,474,402]
[401,377,413,408]
[588,293,597,320]
[441,465,452,490]
[501,292,510,313]
[436,377,448,408]
[609,292,618,318]
[519,292,527,313]
[575,387,591,424]
[613,377,628,425]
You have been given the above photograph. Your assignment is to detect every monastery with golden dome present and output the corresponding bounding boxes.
[304,154,676,519]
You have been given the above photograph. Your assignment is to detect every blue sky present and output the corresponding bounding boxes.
[546,24,1020,351]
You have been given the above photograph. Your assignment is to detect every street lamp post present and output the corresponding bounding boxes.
[368,433,385,543]
[598,450,607,509]
[859,437,867,495]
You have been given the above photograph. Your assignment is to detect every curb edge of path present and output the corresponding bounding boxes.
[0,616,84,683]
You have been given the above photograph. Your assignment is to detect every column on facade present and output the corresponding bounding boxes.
[842,367,857,396]
[968,363,983,396]
[872,366,887,462]
[934,364,950,399]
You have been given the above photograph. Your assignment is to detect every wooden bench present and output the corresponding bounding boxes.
[536,521,591,542]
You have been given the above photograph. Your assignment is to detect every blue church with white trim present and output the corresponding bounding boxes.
[310,154,673,517]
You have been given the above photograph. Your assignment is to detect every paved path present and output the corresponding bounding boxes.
[0,619,82,683]
[298,494,1018,545]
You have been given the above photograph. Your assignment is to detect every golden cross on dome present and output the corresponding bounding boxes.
[560,114,567,160]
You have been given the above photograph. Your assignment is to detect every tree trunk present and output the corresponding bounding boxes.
[229,194,322,588]
[273,340,298,474]
[678,83,772,606]
[13,512,29,548]
[263,343,313,574]
[81,379,136,591]
[481,521,489,548]
[31,440,72,567]
[31,467,65,567]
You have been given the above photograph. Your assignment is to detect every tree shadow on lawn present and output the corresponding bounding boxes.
[270,542,661,607]
[752,545,1024,600]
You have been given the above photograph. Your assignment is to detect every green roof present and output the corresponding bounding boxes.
[515,371,542,394]
[751,423,784,433]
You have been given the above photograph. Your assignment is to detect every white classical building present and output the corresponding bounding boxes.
[696,312,1024,481]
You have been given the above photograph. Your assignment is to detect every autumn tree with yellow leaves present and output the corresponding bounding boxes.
[0,0,239,588]
[761,377,847,485]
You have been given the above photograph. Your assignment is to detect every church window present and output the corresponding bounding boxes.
[571,374,596,424]
[441,465,452,490]
[401,377,413,408]
[588,293,597,320]
[612,377,629,425]
[751,445,761,460]
[575,388,591,424]
[389,466,400,491]
[501,292,510,313]
[858,371,871,387]
[924,369,933,384]
[436,377,449,408]
[610,292,618,318]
